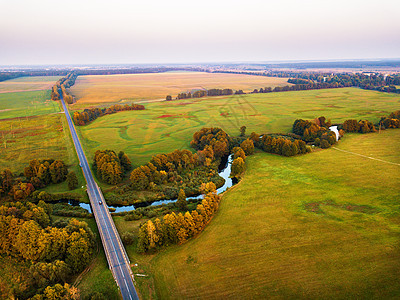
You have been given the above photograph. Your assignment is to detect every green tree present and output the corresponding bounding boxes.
[320,139,330,149]
[118,151,132,172]
[66,171,78,190]
[137,223,149,253]
[176,189,187,211]
[240,125,246,137]
[121,232,135,246]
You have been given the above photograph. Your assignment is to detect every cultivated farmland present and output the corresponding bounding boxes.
[0,76,61,93]
[68,72,291,108]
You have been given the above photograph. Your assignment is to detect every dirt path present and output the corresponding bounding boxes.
[332,147,400,166]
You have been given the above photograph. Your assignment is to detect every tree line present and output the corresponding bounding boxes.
[0,67,207,83]
[166,81,353,102]
[137,183,221,252]
[0,159,78,202]
[0,201,94,299]
[51,72,78,104]
[167,88,234,100]
[292,116,338,148]
[104,127,231,206]
[379,110,400,129]
[342,119,376,133]
[73,103,145,126]
[212,70,400,94]
[342,110,400,133]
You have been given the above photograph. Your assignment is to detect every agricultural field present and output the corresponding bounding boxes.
[0,90,60,119]
[68,72,291,109]
[0,76,61,119]
[0,76,60,93]
[136,129,400,299]
[0,75,85,190]
[77,87,400,167]
[0,114,77,174]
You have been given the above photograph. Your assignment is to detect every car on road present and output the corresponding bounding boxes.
[99,201,103,205]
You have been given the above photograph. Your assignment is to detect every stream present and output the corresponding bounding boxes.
[67,154,236,213]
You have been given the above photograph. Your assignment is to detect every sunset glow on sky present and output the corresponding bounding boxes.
[1,0,399,65]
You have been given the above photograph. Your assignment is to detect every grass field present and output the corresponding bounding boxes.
[0,76,60,93]
[77,87,400,167]
[0,114,69,172]
[0,113,86,195]
[0,90,60,119]
[0,75,61,119]
[68,72,291,109]
[0,76,85,193]
[137,129,400,299]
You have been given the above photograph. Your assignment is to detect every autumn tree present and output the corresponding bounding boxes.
[190,127,230,158]
[93,150,125,184]
[232,147,246,160]
[240,139,254,155]
[230,157,245,178]
[343,119,359,132]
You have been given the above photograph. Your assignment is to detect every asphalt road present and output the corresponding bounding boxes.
[61,96,139,300]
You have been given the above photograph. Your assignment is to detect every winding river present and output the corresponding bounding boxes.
[67,155,236,213]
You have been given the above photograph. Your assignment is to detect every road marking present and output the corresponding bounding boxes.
[332,147,400,166]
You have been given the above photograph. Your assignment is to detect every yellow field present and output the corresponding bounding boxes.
[68,72,291,108]
[0,76,60,93]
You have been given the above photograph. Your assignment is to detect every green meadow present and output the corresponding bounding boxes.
[77,87,400,167]
[0,114,85,193]
[0,90,60,119]
[0,76,85,193]
[138,129,400,299]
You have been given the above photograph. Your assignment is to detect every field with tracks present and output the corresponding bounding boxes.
[139,129,400,299]
[68,72,291,108]
[77,87,400,167]
[0,76,82,187]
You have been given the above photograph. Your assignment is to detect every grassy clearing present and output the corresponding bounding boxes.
[0,114,69,172]
[77,87,400,167]
[0,114,85,196]
[68,72,291,109]
[0,76,60,93]
[0,90,60,119]
[142,129,400,299]
[0,75,86,194]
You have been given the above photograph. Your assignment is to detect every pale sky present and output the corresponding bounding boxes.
[0,0,399,65]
